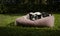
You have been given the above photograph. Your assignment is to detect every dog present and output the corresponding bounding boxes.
[42,12,52,18]
[29,12,42,21]
[29,12,52,21]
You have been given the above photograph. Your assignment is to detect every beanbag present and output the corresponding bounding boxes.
[15,14,54,27]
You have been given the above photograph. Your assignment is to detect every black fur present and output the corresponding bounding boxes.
[29,12,52,21]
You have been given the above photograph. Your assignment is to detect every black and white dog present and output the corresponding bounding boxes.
[42,12,52,17]
[29,12,52,21]
[29,12,42,21]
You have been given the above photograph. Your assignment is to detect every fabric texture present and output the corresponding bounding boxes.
[15,14,54,27]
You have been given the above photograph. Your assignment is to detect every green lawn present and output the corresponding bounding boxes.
[0,14,60,36]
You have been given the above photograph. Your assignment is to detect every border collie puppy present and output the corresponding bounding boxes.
[42,12,52,18]
[29,12,42,21]
[29,12,52,21]
[29,12,36,21]
[35,12,42,19]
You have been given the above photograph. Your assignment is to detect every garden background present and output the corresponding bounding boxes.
[0,0,60,36]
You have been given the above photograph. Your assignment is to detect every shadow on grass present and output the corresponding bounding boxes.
[7,22,15,26]
[0,26,60,36]
[7,22,49,28]
[0,20,60,36]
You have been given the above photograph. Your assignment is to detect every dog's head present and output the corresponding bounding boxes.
[29,12,41,21]
[29,12,36,21]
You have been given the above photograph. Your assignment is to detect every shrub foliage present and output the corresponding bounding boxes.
[0,0,60,13]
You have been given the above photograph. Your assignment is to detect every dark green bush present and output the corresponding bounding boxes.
[0,0,60,14]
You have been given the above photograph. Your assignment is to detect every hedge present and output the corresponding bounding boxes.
[0,0,60,14]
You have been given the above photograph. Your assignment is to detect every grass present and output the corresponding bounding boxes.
[0,13,60,36]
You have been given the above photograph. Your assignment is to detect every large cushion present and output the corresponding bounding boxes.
[15,14,54,27]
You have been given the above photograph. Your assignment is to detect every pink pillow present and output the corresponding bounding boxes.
[15,14,54,27]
